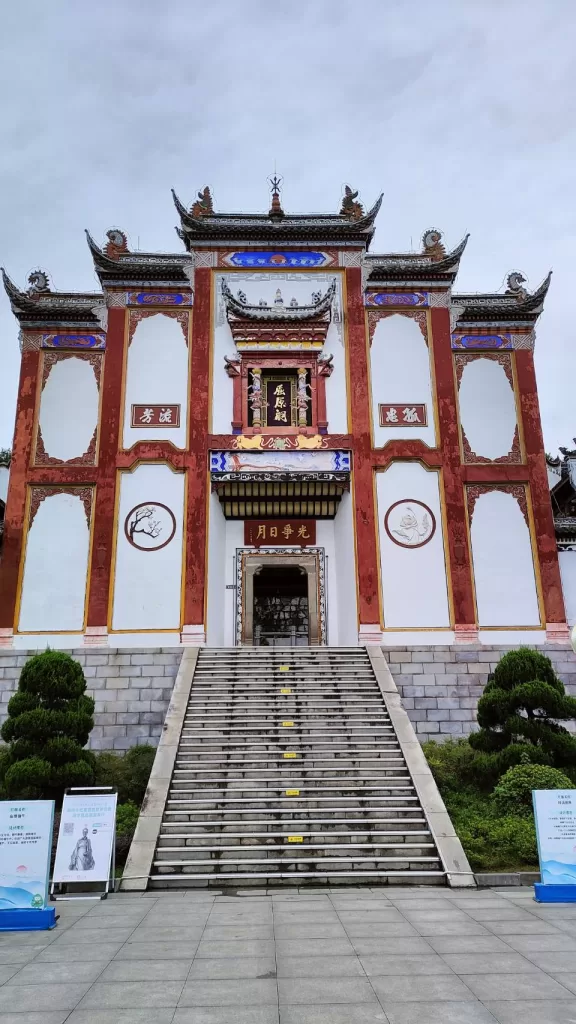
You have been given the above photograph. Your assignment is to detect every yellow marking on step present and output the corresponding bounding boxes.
[280,688,292,694]
[285,789,300,797]
[288,835,303,843]
[282,720,294,727]
[283,752,297,759]
[279,665,290,672]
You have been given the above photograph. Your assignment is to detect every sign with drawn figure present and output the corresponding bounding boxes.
[53,793,117,885]
[533,789,576,885]
[0,800,54,910]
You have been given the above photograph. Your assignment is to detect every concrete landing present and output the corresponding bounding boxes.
[1,887,576,1022]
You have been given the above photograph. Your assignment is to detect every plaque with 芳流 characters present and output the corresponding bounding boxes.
[131,404,181,427]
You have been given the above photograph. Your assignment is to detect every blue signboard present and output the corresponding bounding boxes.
[533,789,576,902]
[228,251,328,268]
[0,800,54,911]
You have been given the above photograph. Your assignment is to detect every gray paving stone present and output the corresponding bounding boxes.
[202,924,274,941]
[6,962,106,985]
[462,972,573,1001]
[370,975,476,1003]
[483,1000,576,1024]
[195,940,276,959]
[275,940,355,958]
[340,922,419,938]
[465,908,540,922]
[278,977,377,1005]
[279,1007,388,1024]
[179,979,278,1006]
[67,1013,177,1024]
[359,955,451,976]
[274,911,340,925]
[525,951,576,972]
[49,926,136,944]
[77,981,185,1009]
[484,919,560,935]
[35,942,125,962]
[502,933,576,952]
[440,952,537,974]
[272,922,347,940]
[0,966,20,984]
[99,959,193,981]
[550,974,576,995]
[276,956,365,978]
[409,921,490,936]
[174,1009,279,1024]
[383,1004,498,1024]
[426,936,512,954]
[114,941,200,960]
[0,984,92,1013]
[350,938,433,956]
[0,1015,71,1024]
[188,958,277,980]
[336,910,405,924]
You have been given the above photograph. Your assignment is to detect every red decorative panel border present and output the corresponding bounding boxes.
[367,309,428,346]
[35,425,97,467]
[466,484,529,528]
[35,352,102,467]
[454,351,513,388]
[462,424,522,466]
[29,486,93,529]
[455,352,521,465]
[128,308,189,345]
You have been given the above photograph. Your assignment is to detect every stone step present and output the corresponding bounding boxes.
[155,842,435,859]
[153,855,441,870]
[157,828,431,842]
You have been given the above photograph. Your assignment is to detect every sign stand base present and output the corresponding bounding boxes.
[0,908,57,931]
[534,883,576,903]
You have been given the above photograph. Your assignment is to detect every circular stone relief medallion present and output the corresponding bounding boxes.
[384,499,436,549]
[124,501,176,552]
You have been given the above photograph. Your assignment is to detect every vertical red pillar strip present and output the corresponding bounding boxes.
[515,349,566,626]
[183,268,211,633]
[430,308,476,629]
[0,348,40,638]
[85,307,127,631]
[316,366,328,433]
[232,372,242,433]
[345,268,380,628]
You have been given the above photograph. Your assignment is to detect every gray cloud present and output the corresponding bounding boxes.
[1,0,575,454]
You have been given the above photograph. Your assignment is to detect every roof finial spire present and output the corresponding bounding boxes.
[268,173,284,218]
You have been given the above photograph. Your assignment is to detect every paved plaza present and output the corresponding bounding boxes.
[1,886,576,1023]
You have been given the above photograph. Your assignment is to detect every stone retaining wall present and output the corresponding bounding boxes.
[0,648,183,750]
[385,644,576,744]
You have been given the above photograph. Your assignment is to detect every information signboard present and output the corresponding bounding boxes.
[0,800,54,910]
[533,789,576,885]
[53,792,117,886]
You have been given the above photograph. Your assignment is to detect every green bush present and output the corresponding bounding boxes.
[469,648,576,770]
[115,801,141,866]
[94,745,155,806]
[0,650,94,800]
[493,763,574,816]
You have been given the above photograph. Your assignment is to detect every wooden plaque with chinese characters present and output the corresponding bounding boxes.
[379,404,427,427]
[244,519,317,547]
[131,404,181,427]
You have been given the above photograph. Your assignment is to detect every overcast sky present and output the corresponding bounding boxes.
[1,0,574,453]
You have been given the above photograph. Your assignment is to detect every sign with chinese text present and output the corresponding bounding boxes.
[244,519,316,547]
[53,793,117,885]
[0,800,54,909]
[131,404,181,427]
[379,404,427,427]
[264,379,295,427]
[533,790,576,885]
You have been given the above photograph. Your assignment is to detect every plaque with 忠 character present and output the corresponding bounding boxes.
[244,519,316,547]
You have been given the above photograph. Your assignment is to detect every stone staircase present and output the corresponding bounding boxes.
[148,648,448,887]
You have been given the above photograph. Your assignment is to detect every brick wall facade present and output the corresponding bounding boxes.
[0,648,182,751]
[385,644,576,744]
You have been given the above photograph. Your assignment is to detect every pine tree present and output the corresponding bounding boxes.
[0,649,94,799]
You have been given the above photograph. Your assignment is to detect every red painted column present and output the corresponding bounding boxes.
[515,349,566,629]
[430,308,476,633]
[0,348,40,643]
[84,307,127,638]
[182,268,211,641]
[345,267,381,633]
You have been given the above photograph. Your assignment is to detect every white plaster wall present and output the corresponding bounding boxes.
[123,314,189,448]
[0,466,8,505]
[315,520,338,645]
[18,491,91,632]
[206,493,227,646]
[112,465,185,631]
[470,490,541,626]
[213,273,347,434]
[458,357,517,460]
[224,520,245,645]
[376,463,450,628]
[333,491,358,645]
[39,357,99,461]
[370,314,435,447]
[559,550,576,627]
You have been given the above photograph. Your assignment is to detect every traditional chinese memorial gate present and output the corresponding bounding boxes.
[0,181,570,650]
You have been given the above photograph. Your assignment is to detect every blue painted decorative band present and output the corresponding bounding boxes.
[228,252,328,268]
[365,292,428,307]
[41,334,106,349]
[451,333,512,350]
[128,292,190,305]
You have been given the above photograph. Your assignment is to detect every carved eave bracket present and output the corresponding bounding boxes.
[221,278,336,351]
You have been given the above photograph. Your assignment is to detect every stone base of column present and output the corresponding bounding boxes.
[181,624,206,646]
[358,624,384,645]
[454,624,479,644]
[0,628,14,648]
[545,622,571,644]
[83,626,109,647]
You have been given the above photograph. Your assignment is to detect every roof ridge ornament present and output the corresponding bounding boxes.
[191,187,213,218]
[105,229,129,259]
[268,174,284,218]
[27,270,50,296]
[505,271,528,301]
[340,186,364,221]
[422,229,446,261]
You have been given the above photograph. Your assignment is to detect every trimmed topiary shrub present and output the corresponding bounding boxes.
[493,763,574,816]
[0,650,95,800]
[469,648,576,772]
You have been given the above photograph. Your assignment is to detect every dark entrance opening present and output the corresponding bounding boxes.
[253,566,309,646]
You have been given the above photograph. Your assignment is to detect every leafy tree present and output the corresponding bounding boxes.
[0,649,94,799]
[469,648,576,772]
[493,762,574,816]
